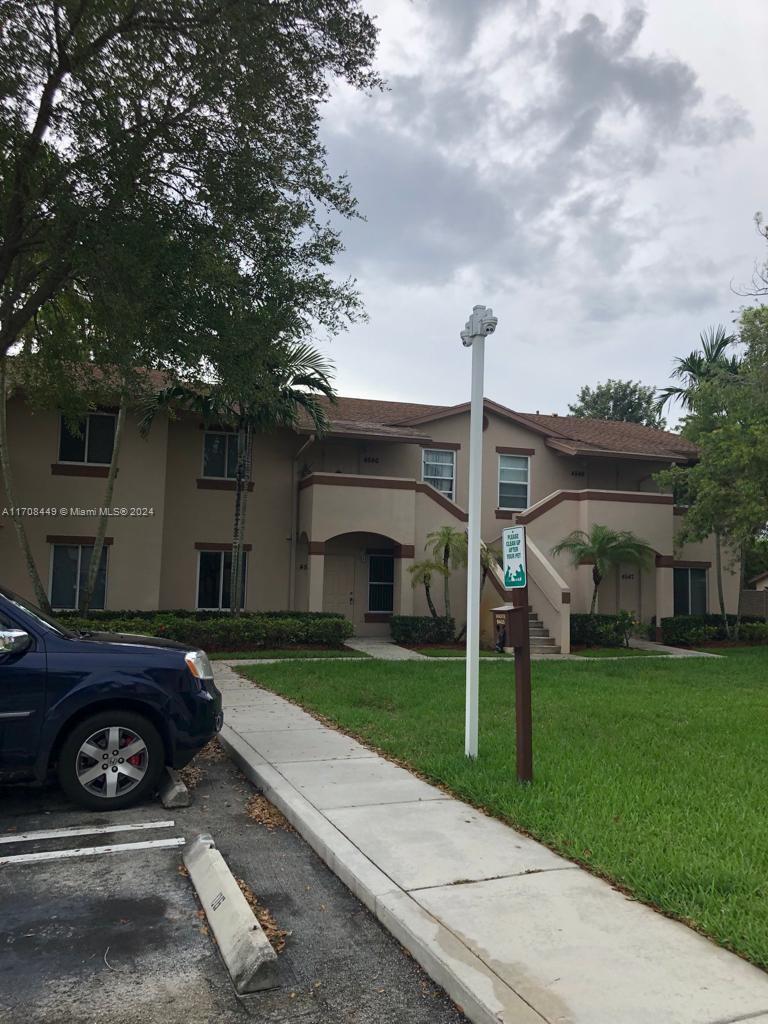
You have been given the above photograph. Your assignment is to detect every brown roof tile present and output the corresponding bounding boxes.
[309,396,697,462]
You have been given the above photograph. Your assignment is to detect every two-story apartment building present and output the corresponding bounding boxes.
[0,393,739,652]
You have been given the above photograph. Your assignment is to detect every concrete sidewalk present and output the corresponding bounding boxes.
[216,664,768,1024]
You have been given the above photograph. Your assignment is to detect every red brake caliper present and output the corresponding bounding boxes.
[121,732,143,766]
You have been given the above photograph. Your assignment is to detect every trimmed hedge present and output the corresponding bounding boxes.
[660,614,764,647]
[57,608,341,622]
[59,610,353,651]
[570,612,634,649]
[390,615,455,645]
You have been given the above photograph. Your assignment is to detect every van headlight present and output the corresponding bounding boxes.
[185,650,214,680]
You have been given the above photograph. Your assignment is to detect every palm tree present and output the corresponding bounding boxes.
[141,341,334,615]
[552,524,653,614]
[657,325,741,637]
[408,560,447,618]
[656,325,740,413]
[425,526,468,620]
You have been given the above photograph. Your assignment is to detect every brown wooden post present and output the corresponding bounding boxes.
[512,584,533,783]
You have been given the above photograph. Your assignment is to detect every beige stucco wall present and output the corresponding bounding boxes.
[1,393,740,626]
[673,518,741,616]
[159,416,299,610]
[0,397,169,609]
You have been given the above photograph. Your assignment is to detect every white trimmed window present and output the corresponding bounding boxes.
[197,550,247,610]
[58,413,116,465]
[202,431,238,479]
[422,448,455,500]
[498,454,530,510]
[50,544,108,610]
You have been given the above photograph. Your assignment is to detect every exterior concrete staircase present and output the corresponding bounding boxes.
[528,610,560,655]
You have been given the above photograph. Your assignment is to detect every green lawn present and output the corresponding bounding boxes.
[210,647,368,661]
[238,648,768,968]
[573,647,658,658]
[411,646,508,658]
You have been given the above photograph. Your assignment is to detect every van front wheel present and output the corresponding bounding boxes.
[58,710,164,811]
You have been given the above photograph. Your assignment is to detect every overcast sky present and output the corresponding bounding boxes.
[316,0,767,422]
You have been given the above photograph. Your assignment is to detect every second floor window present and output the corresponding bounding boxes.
[203,431,238,479]
[50,543,108,610]
[422,449,455,501]
[59,413,116,465]
[498,454,530,510]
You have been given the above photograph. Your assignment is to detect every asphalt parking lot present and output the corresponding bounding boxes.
[0,744,468,1024]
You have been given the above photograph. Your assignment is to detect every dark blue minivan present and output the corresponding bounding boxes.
[0,586,222,810]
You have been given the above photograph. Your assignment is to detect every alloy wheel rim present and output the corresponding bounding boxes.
[75,726,149,799]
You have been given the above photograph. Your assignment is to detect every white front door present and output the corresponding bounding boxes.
[324,555,356,620]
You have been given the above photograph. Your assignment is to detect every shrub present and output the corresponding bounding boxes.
[660,614,764,646]
[390,615,455,645]
[59,611,353,650]
[570,613,630,648]
[738,622,768,644]
[56,608,340,623]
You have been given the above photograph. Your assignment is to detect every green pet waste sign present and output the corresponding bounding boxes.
[502,526,527,589]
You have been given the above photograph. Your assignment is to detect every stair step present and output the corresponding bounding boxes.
[530,636,556,647]
[529,628,549,637]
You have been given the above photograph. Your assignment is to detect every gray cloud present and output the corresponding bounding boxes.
[324,2,753,326]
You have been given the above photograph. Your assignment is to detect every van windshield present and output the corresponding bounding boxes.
[0,587,77,639]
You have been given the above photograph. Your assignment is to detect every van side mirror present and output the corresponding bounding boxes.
[0,629,31,655]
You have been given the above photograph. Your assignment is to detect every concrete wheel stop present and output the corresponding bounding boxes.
[183,832,279,994]
[159,767,192,808]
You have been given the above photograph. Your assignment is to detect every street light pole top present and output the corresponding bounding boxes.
[460,304,498,347]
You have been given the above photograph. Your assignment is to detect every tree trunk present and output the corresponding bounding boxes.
[424,578,438,618]
[443,543,451,619]
[734,544,747,641]
[229,424,253,616]
[79,398,127,615]
[0,356,51,611]
[590,567,602,614]
[714,531,731,639]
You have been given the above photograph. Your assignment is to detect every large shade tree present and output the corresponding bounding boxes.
[568,379,665,428]
[0,0,380,360]
[0,1,378,610]
[658,306,768,639]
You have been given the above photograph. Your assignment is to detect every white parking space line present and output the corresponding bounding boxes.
[0,819,176,845]
[0,837,186,866]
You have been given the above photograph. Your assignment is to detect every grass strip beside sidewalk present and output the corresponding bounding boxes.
[237,649,768,969]
[210,647,368,661]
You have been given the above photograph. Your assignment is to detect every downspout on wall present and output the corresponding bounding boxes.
[288,434,315,609]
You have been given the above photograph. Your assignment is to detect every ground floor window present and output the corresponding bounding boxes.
[368,554,394,613]
[197,550,247,610]
[673,566,707,615]
[50,544,108,610]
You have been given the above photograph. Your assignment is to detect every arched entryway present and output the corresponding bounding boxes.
[323,531,411,636]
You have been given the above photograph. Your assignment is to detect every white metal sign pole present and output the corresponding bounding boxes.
[461,305,498,759]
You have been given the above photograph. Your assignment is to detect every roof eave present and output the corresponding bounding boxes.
[295,424,433,445]
[545,438,696,463]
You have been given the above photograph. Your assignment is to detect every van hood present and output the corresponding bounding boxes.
[77,630,191,653]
